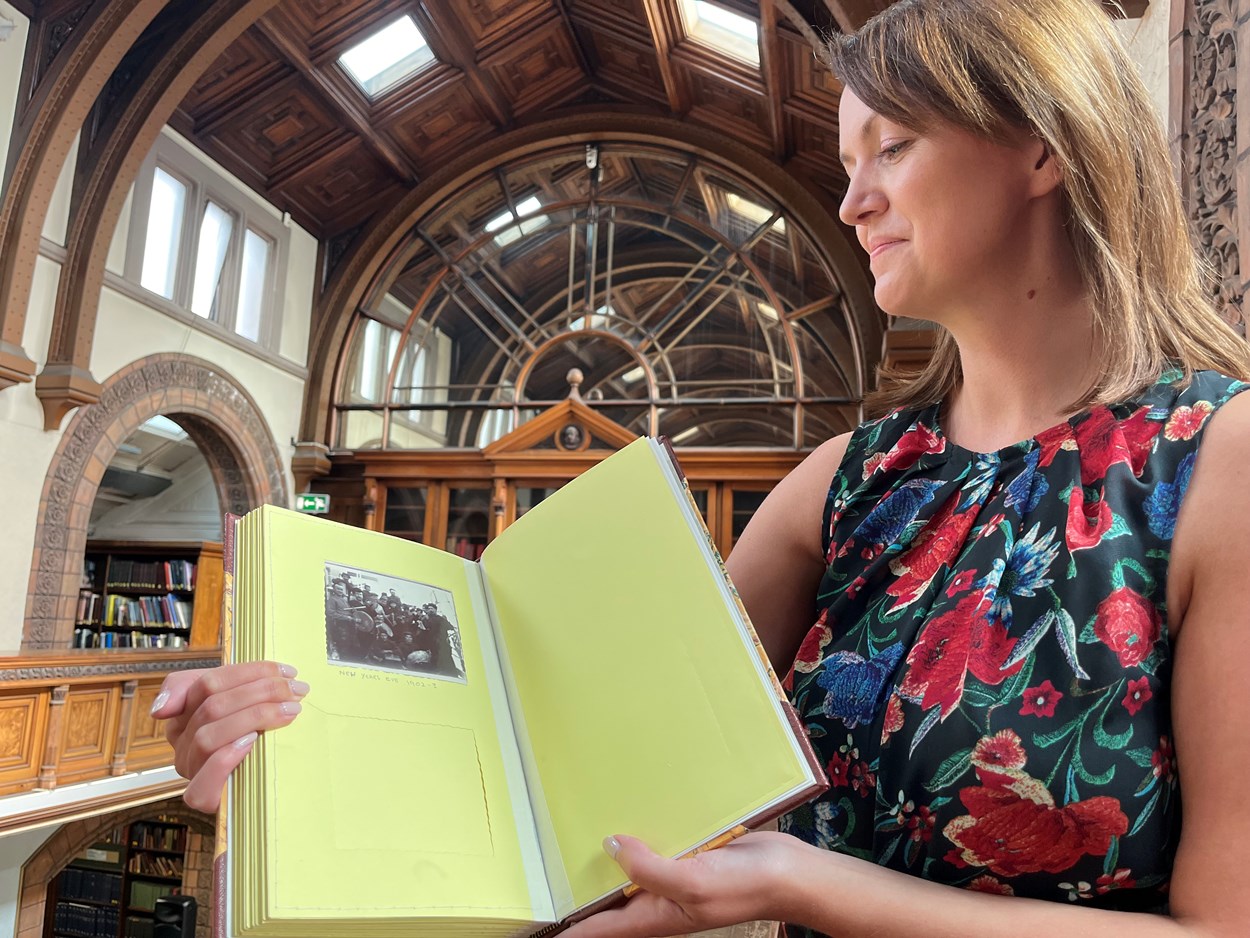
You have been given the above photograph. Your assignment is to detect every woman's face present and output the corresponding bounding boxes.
[838,89,1049,321]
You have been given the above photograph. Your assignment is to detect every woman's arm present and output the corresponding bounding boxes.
[725,433,850,672]
[567,396,1250,938]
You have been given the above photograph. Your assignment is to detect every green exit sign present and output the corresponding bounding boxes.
[297,493,330,514]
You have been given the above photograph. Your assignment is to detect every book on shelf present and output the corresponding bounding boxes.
[218,436,827,938]
[105,557,197,592]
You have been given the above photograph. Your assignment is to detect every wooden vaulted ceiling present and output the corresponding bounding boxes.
[164,0,888,243]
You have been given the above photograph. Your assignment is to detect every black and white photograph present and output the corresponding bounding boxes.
[323,563,466,682]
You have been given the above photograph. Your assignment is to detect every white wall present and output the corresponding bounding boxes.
[1116,2,1171,128]
[0,93,319,649]
[0,826,60,937]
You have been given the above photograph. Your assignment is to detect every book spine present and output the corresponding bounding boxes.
[657,436,829,795]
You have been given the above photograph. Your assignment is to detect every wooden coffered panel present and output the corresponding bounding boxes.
[278,139,404,229]
[384,84,498,170]
[570,0,653,46]
[683,69,774,153]
[178,30,289,122]
[458,0,556,54]
[789,118,849,197]
[276,0,405,56]
[480,19,588,117]
[580,26,670,108]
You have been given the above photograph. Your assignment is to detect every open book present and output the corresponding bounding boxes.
[219,437,826,938]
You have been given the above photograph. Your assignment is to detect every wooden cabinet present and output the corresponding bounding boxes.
[75,542,223,651]
[316,397,804,559]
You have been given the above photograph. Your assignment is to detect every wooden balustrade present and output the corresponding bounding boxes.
[0,648,220,796]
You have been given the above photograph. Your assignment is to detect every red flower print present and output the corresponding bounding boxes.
[967,875,1014,896]
[886,496,978,611]
[846,576,868,601]
[974,730,1027,771]
[945,569,976,597]
[793,611,832,674]
[849,760,876,797]
[944,780,1128,877]
[1065,485,1114,552]
[978,513,1007,540]
[1020,680,1064,718]
[827,750,851,788]
[1072,406,1162,486]
[1096,869,1136,894]
[880,692,905,745]
[1093,587,1161,667]
[899,589,1023,719]
[1122,676,1152,716]
[1035,422,1077,468]
[880,423,946,473]
[1152,736,1175,781]
[1164,402,1213,442]
[906,804,937,843]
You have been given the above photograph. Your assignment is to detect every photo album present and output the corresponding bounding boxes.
[217,437,827,938]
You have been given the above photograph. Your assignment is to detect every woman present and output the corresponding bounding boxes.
[155,1,1250,935]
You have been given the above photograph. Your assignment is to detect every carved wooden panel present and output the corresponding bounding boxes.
[202,75,346,180]
[56,684,120,785]
[181,30,288,121]
[276,141,402,229]
[582,26,670,106]
[126,681,176,771]
[481,20,587,115]
[790,118,849,193]
[385,84,496,169]
[0,691,47,795]
[272,0,407,59]
[569,0,653,45]
[459,0,553,53]
[781,31,841,131]
[684,69,773,152]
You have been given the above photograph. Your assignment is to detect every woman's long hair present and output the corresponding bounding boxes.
[828,0,1250,413]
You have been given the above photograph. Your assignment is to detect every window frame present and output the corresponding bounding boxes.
[125,134,289,353]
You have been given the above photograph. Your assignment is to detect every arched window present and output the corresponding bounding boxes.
[336,141,865,450]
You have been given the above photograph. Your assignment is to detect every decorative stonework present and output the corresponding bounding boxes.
[24,354,289,650]
[0,658,219,683]
[1184,0,1245,329]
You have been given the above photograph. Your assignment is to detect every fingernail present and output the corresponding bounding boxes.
[233,732,258,749]
[280,701,302,717]
[603,836,621,859]
[289,680,310,697]
[278,664,297,678]
[149,692,169,716]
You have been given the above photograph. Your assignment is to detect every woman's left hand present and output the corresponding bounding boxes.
[563,831,802,938]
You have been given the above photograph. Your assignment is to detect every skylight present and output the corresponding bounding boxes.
[726,192,786,235]
[339,15,435,98]
[678,0,760,67]
[485,196,549,247]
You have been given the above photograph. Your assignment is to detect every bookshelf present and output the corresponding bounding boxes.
[44,818,187,938]
[74,541,223,650]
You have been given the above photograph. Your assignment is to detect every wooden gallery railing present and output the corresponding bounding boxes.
[0,649,220,797]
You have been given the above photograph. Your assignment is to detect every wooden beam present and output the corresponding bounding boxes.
[418,6,513,128]
[255,17,419,184]
[759,0,788,162]
[640,0,689,115]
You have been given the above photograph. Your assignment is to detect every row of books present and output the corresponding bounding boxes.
[130,822,187,852]
[85,593,193,629]
[446,537,487,560]
[127,853,183,877]
[129,880,178,912]
[72,628,188,649]
[53,900,119,937]
[104,558,197,591]
[58,866,122,904]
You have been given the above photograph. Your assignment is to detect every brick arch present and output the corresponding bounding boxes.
[16,797,214,938]
[24,353,289,650]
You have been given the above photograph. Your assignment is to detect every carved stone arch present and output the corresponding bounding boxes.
[0,0,173,391]
[16,797,215,938]
[24,353,289,650]
[300,113,880,447]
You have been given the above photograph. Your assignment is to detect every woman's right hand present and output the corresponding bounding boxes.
[151,661,309,812]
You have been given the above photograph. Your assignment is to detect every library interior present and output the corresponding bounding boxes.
[0,2,1233,938]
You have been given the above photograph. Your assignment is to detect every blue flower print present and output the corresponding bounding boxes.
[987,523,1061,628]
[816,642,906,729]
[1145,452,1195,539]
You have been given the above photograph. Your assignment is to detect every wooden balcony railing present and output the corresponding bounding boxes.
[0,648,220,797]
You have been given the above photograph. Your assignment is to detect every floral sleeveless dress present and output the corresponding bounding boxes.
[779,368,1247,930]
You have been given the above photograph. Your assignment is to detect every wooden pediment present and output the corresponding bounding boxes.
[482,397,640,457]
